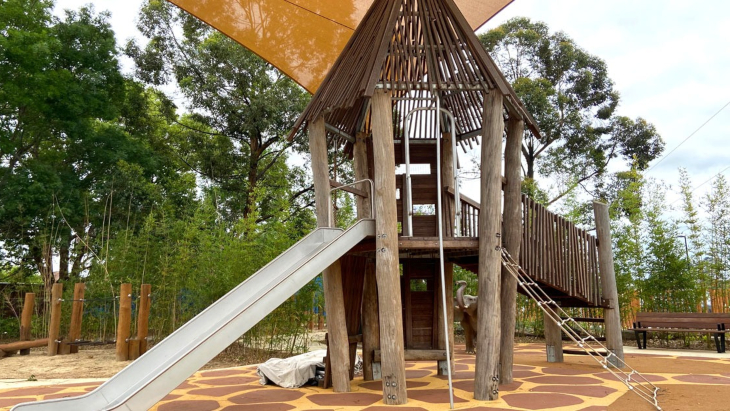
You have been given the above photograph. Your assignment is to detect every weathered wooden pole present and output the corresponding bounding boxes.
[437,132,455,375]
[19,292,35,355]
[593,201,624,367]
[354,132,372,219]
[545,317,564,363]
[355,131,380,381]
[137,284,152,354]
[47,283,63,356]
[500,117,524,382]
[361,262,380,380]
[474,90,504,401]
[116,283,132,361]
[371,89,407,404]
[68,283,85,354]
[309,116,351,392]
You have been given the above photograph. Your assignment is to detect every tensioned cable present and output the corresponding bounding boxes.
[647,100,730,173]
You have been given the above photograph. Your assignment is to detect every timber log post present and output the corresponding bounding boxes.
[116,283,132,361]
[475,90,504,401]
[500,117,524,381]
[437,132,455,374]
[137,284,152,354]
[355,130,380,381]
[310,116,351,392]
[68,283,85,354]
[19,293,35,355]
[47,283,63,356]
[593,201,624,367]
[371,89,408,404]
[545,316,564,362]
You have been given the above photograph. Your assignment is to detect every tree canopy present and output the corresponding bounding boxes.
[0,1,193,285]
[125,0,312,223]
[480,17,664,204]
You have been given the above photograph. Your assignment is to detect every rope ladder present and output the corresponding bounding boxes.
[501,249,661,410]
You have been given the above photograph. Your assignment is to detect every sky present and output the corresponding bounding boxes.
[53,0,730,217]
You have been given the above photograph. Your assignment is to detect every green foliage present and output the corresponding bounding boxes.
[611,167,699,317]
[0,1,194,288]
[80,194,317,350]
[480,17,664,205]
[126,0,311,223]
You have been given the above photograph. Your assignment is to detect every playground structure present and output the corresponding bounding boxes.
[0,283,151,361]
[11,0,659,410]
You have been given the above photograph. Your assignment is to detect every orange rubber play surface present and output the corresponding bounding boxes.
[2,343,729,410]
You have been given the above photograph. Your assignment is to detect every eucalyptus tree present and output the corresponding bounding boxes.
[479,18,664,204]
[126,0,312,223]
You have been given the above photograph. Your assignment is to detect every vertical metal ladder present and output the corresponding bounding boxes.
[500,249,661,411]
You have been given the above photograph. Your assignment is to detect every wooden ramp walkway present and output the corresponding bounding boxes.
[450,193,606,309]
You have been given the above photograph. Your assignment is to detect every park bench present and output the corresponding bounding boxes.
[631,312,730,353]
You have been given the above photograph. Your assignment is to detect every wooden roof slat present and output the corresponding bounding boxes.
[289,0,541,144]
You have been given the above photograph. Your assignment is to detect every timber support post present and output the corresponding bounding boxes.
[475,90,504,401]
[310,116,351,392]
[593,201,624,367]
[116,283,132,361]
[372,89,407,404]
[362,261,380,380]
[20,292,35,355]
[500,117,524,382]
[437,131,455,375]
[545,314,564,362]
[68,283,85,354]
[47,283,63,356]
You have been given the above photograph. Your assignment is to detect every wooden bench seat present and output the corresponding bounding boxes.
[630,312,730,353]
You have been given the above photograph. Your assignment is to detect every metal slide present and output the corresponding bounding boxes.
[13,219,375,411]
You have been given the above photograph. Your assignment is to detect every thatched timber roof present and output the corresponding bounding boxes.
[288,0,540,150]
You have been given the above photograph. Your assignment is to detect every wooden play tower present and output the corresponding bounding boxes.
[288,0,624,406]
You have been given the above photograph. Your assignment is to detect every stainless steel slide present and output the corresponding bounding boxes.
[13,219,375,411]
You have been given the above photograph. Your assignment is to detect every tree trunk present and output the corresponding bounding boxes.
[59,234,71,281]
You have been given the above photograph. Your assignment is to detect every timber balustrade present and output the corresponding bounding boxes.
[443,190,603,307]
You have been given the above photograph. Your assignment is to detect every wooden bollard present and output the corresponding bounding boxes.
[136,284,151,355]
[68,283,85,354]
[47,283,63,356]
[116,283,132,361]
[19,293,35,355]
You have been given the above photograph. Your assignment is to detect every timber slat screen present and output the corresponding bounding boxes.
[520,195,602,307]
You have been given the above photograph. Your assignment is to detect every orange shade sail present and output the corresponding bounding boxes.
[167,0,513,93]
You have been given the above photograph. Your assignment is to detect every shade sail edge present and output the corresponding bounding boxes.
[167,0,513,93]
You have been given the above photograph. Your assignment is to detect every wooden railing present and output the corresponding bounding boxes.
[520,195,602,307]
[444,187,479,237]
[444,189,603,307]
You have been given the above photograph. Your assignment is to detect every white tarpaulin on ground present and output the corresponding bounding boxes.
[256,350,327,388]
